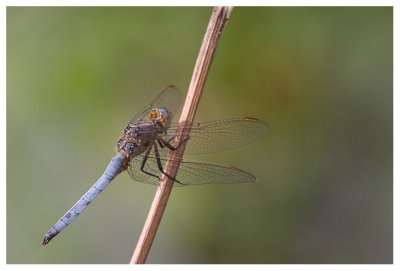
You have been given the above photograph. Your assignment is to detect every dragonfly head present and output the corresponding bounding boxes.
[147,107,172,128]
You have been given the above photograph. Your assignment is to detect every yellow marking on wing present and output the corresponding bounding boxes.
[243,117,259,122]
[230,167,244,172]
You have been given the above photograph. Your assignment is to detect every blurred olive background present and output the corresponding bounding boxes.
[7,7,392,264]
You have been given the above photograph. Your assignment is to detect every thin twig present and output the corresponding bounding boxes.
[129,6,233,264]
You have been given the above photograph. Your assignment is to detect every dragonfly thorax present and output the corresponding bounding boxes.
[117,121,165,160]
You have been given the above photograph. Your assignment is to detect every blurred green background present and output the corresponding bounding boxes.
[7,7,392,264]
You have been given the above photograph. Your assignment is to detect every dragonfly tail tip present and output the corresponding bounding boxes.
[42,233,52,246]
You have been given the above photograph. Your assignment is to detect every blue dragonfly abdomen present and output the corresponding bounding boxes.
[42,155,125,245]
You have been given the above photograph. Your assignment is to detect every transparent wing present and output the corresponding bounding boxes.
[127,153,256,186]
[159,117,268,155]
[131,85,181,123]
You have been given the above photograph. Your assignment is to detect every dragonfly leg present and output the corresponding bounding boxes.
[157,138,166,148]
[153,142,184,185]
[157,136,189,150]
[140,145,160,179]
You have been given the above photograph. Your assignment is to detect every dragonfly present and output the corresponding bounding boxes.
[42,85,268,245]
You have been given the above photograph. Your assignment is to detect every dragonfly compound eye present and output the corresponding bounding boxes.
[157,108,172,128]
[147,108,171,128]
[147,109,160,121]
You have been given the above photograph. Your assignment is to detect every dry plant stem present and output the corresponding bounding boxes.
[130,6,233,264]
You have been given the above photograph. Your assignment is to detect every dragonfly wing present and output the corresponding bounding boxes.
[130,85,181,123]
[127,154,161,186]
[162,118,268,155]
[127,154,256,186]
